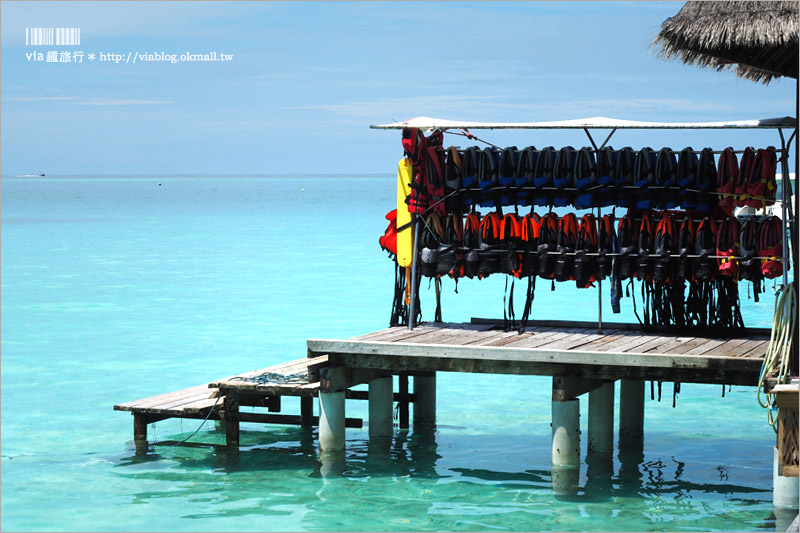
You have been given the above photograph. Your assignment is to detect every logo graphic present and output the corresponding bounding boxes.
[26,28,81,46]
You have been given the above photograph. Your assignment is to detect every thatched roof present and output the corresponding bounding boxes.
[653,1,799,84]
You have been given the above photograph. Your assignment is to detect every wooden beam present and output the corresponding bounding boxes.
[236,411,363,428]
[552,376,604,402]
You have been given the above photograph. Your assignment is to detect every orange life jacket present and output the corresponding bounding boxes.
[555,213,579,281]
[745,147,778,209]
[500,213,523,277]
[636,212,655,281]
[757,215,783,279]
[734,147,755,208]
[693,216,718,281]
[716,215,740,278]
[653,212,676,284]
[379,209,398,257]
[716,147,738,213]
[574,213,598,288]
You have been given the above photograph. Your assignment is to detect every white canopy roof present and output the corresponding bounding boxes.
[371,116,797,131]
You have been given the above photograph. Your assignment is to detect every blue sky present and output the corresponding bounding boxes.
[1,1,796,175]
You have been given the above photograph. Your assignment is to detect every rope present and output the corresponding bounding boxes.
[230,371,309,385]
[178,394,222,445]
[756,282,796,431]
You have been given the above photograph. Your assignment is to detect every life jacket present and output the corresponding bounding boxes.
[653,212,676,284]
[419,213,444,278]
[633,147,657,210]
[478,147,501,208]
[402,128,428,214]
[695,148,716,213]
[533,146,556,206]
[574,213,598,288]
[444,147,463,212]
[437,212,463,278]
[636,212,655,281]
[675,215,695,280]
[596,214,616,279]
[499,213,524,277]
[615,147,636,208]
[401,127,426,166]
[693,216,718,281]
[462,212,481,278]
[478,211,502,277]
[461,147,481,205]
[424,145,446,216]
[655,148,678,209]
[519,212,541,277]
[745,147,778,209]
[516,147,538,206]
[716,215,740,278]
[757,215,783,279]
[596,146,617,207]
[734,147,755,208]
[379,209,398,257]
[555,213,579,281]
[716,147,738,213]
[574,147,597,209]
[677,147,698,210]
[615,213,638,280]
[537,212,559,279]
[552,146,576,207]
[497,146,520,207]
[739,217,762,282]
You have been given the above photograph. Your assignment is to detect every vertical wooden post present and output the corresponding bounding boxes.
[133,415,148,454]
[398,373,410,429]
[619,379,645,440]
[413,373,436,428]
[300,396,314,426]
[319,366,347,452]
[588,381,615,455]
[551,399,580,467]
[223,392,240,448]
[369,376,394,438]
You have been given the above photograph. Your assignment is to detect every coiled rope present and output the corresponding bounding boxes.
[756,282,796,431]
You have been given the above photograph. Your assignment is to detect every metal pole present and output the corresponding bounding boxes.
[597,206,603,334]
[779,130,789,289]
[408,217,421,330]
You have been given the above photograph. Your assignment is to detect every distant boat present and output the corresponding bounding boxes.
[14,172,45,177]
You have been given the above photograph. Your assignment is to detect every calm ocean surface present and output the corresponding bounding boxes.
[0,175,788,531]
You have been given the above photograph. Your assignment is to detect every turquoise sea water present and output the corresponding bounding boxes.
[0,175,791,531]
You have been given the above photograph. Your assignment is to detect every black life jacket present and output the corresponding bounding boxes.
[653,212,676,284]
[516,146,538,206]
[597,214,616,279]
[437,212,463,278]
[552,146,576,207]
[739,217,762,283]
[533,146,556,206]
[424,144,446,216]
[716,215,740,278]
[537,212,559,279]
[734,147,755,208]
[478,147,501,208]
[596,146,617,207]
[716,147,738,214]
[615,213,638,280]
[677,147,698,210]
[758,215,783,279]
[497,146,520,207]
[693,217,718,281]
[519,212,541,277]
[478,211,502,277]
[655,148,678,209]
[555,213,579,281]
[633,147,657,210]
[675,215,695,280]
[461,146,481,205]
[402,127,428,215]
[695,148,716,212]
[574,213,598,288]
[444,146,463,212]
[462,212,482,279]
[574,147,597,209]
[419,213,444,278]
[499,213,523,277]
[636,212,655,281]
[615,147,636,208]
[745,147,778,209]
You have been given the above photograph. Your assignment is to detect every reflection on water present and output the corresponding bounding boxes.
[110,425,778,532]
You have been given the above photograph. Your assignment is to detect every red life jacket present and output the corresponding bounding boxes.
[462,213,482,279]
[500,213,523,277]
[379,209,398,257]
[537,213,559,279]
[596,214,616,279]
[616,213,639,280]
[478,211,502,278]
[745,147,778,208]
[424,145,446,216]
[693,217,718,281]
[555,213,579,281]
[636,212,655,281]
[574,213,598,288]
[734,147,755,208]
[653,212,676,284]
[675,215,695,280]
[716,215,740,278]
[716,147,738,213]
[758,215,783,279]
[519,212,541,277]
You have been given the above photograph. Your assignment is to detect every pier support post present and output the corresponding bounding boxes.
[398,373,410,429]
[222,392,240,448]
[319,366,347,452]
[133,415,149,454]
[619,379,645,441]
[413,373,436,429]
[369,376,393,439]
[588,382,615,455]
[774,446,800,510]
[552,399,580,467]
[300,396,314,426]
